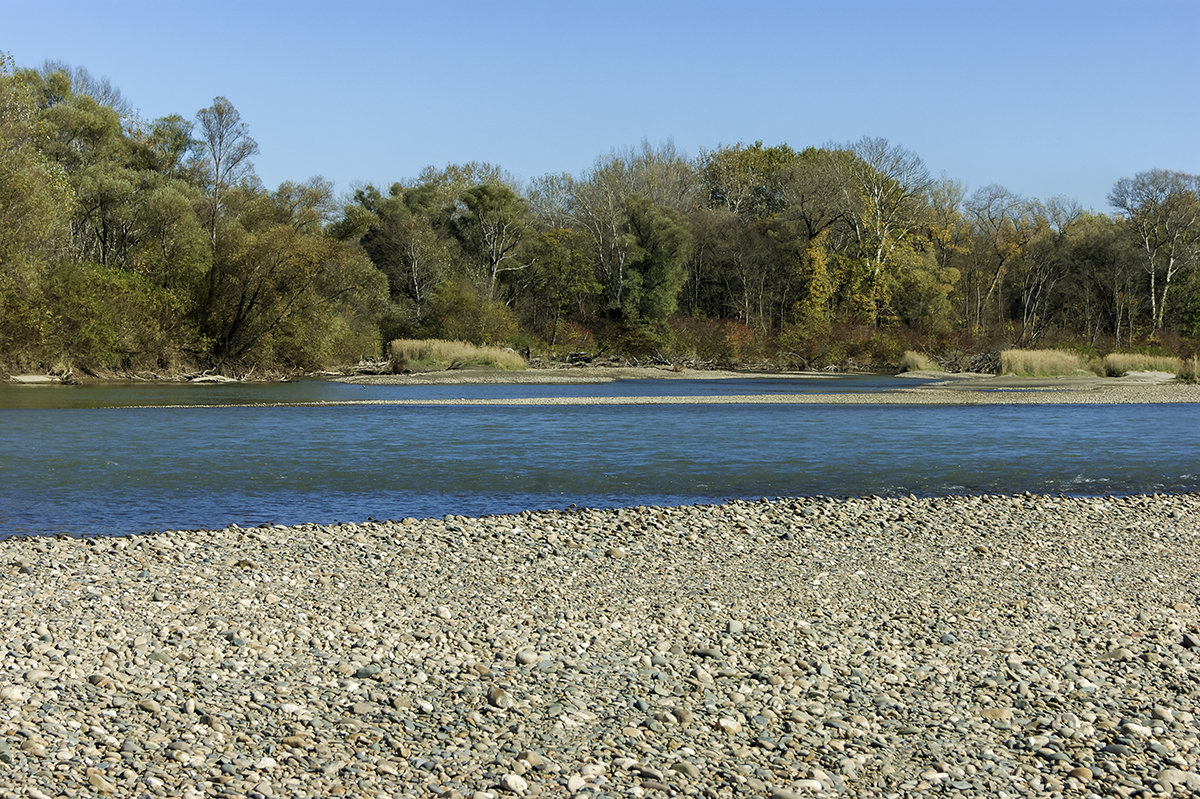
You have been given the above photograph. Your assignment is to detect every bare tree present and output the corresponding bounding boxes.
[39,61,131,115]
[195,96,258,247]
[964,184,1039,328]
[1109,169,1200,333]
[1017,197,1080,343]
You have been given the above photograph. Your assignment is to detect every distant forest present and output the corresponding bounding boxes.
[3,55,1200,375]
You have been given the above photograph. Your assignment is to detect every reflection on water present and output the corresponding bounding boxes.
[1,377,1198,536]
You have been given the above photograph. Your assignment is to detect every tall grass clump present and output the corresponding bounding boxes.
[1103,352,1184,377]
[388,339,527,372]
[899,350,940,372]
[999,349,1090,377]
[1178,356,1200,384]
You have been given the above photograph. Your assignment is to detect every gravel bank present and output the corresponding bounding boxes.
[4,494,1200,798]
[146,384,1200,409]
[278,385,1200,407]
[341,369,1200,406]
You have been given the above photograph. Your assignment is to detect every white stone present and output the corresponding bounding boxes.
[499,773,528,794]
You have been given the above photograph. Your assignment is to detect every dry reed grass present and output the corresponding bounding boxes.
[999,349,1092,377]
[899,351,940,372]
[1102,352,1184,377]
[388,339,527,372]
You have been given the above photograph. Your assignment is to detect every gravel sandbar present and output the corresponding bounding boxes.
[3,494,1200,797]
[341,369,1200,406]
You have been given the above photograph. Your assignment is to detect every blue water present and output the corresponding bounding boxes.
[1,376,1197,537]
[0,374,905,408]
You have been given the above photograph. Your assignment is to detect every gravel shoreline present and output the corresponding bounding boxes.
[221,385,1200,407]
[4,494,1200,798]
[340,369,1200,406]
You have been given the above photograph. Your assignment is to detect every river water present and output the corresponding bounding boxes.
[1,376,1197,537]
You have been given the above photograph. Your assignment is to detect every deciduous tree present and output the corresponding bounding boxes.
[620,195,692,331]
[0,54,73,358]
[452,182,533,300]
[839,137,933,324]
[1109,169,1200,333]
[195,96,257,247]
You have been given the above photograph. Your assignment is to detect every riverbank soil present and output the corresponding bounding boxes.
[3,494,1199,796]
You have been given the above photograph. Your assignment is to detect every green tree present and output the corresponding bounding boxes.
[131,114,195,177]
[0,54,73,362]
[353,184,454,324]
[889,240,957,336]
[37,61,131,115]
[197,181,386,366]
[620,195,692,330]
[452,181,532,300]
[1060,212,1142,346]
[420,278,517,345]
[0,57,72,272]
[699,141,796,217]
[22,65,141,270]
[839,137,933,325]
[531,142,700,321]
[523,228,600,344]
[796,230,834,335]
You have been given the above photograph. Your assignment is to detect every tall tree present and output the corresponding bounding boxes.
[38,61,131,116]
[193,96,258,339]
[1058,213,1139,346]
[699,141,796,217]
[22,65,142,270]
[839,136,933,324]
[452,182,532,300]
[0,54,73,358]
[962,184,1039,330]
[1013,197,1080,343]
[195,96,257,248]
[197,181,386,366]
[778,147,852,241]
[0,56,71,274]
[1109,169,1200,333]
[521,227,600,344]
[620,195,692,330]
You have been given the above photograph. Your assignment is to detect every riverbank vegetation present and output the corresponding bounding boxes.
[899,350,940,372]
[1102,352,1183,377]
[388,339,526,373]
[1000,349,1092,377]
[3,55,1200,377]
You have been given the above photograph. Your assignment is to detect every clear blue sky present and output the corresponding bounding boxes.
[5,0,1198,211]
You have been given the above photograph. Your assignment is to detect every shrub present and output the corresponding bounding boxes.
[1178,356,1200,384]
[861,328,907,366]
[899,350,939,372]
[1103,352,1184,377]
[999,349,1091,377]
[419,280,518,346]
[388,339,527,372]
[670,317,758,366]
[37,260,195,372]
[551,321,596,353]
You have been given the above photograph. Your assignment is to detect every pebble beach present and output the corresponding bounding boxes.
[4,493,1200,798]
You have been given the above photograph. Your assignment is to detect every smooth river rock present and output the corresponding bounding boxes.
[2,493,1199,797]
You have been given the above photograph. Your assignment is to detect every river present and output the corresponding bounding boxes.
[1,375,1197,537]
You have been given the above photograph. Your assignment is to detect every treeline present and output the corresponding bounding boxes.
[0,57,384,374]
[3,55,1200,375]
